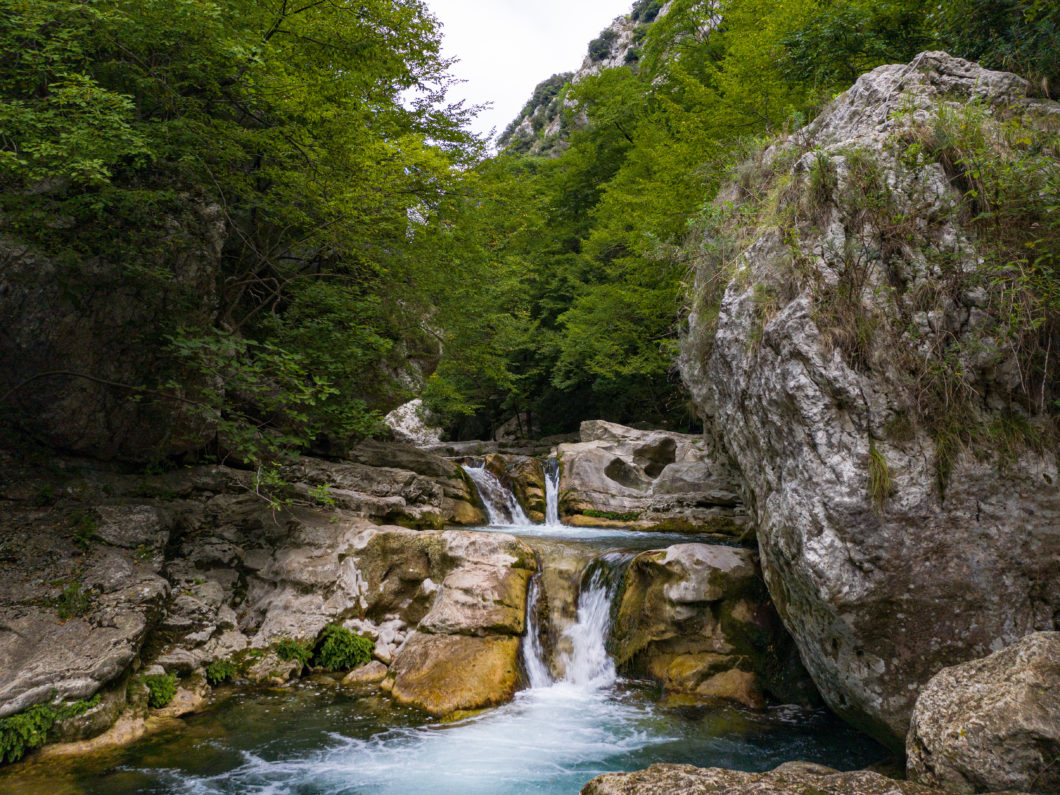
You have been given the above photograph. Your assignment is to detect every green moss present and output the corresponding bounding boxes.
[68,508,99,550]
[0,695,100,765]
[313,625,374,671]
[30,484,56,507]
[276,638,312,667]
[142,674,177,708]
[205,659,237,686]
[581,509,642,522]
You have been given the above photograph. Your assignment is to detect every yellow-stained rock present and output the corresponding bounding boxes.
[449,498,486,526]
[694,669,765,709]
[341,660,388,687]
[389,633,521,715]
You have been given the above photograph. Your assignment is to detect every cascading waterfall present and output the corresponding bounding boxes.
[462,462,532,526]
[555,552,630,689]
[522,573,552,689]
[523,551,632,692]
[543,457,561,527]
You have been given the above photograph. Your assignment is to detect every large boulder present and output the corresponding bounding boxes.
[611,544,815,708]
[558,421,748,535]
[387,633,522,715]
[581,762,937,794]
[907,632,1060,793]
[383,399,443,447]
[679,52,1060,746]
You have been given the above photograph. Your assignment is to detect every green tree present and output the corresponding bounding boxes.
[0,0,482,463]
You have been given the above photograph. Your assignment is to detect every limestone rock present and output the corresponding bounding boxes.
[341,661,388,687]
[907,632,1060,794]
[388,633,521,715]
[558,421,747,534]
[0,516,169,718]
[282,452,483,529]
[384,399,443,447]
[612,544,814,707]
[679,52,1060,746]
[581,762,938,794]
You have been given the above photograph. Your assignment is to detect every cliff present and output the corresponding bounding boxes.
[679,51,1060,748]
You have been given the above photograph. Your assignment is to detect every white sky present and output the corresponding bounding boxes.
[424,0,635,142]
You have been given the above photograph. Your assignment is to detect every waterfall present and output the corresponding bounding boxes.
[557,552,630,689]
[543,457,561,527]
[523,551,633,693]
[462,463,532,526]
[522,573,552,688]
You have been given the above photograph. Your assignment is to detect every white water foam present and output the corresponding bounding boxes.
[461,462,532,526]
[543,457,561,527]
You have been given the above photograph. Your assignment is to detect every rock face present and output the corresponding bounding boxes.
[0,201,224,461]
[611,544,815,708]
[581,762,937,795]
[388,634,521,715]
[559,420,747,534]
[679,52,1060,746]
[906,632,1060,793]
[0,505,170,718]
[0,446,533,750]
[283,444,484,528]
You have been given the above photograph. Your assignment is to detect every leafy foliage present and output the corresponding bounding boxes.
[276,638,312,667]
[142,674,178,709]
[313,625,374,671]
[588,29,618,62]
[0,0,480,466]
[0,695,100,765]
[205,659,237,686]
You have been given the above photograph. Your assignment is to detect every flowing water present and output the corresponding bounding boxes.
[461,463,532,526]
[543,457,561,527]
[3,460,888,794]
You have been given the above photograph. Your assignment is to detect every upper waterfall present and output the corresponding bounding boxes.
[462,462,532,526]
[544,457,561,527]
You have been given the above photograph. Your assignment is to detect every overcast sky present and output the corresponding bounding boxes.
[424,0,635,142]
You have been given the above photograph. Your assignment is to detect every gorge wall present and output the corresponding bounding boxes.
[679,52,1060,747]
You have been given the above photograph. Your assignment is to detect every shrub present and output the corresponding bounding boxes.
[313,624,374,671]
[276,638,312,667]
[867,442,894,512]
[205,659,237,686]
[632,0,664,23]
[0,695,100,764]
[142,674,177,709]
[588,29,617,62]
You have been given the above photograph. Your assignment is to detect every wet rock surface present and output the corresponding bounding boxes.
[907,632,1060,794]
